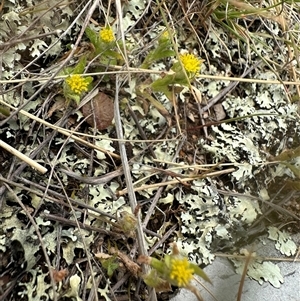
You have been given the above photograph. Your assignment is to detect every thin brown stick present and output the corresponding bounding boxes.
[119,168,235,196]
[40,213,122,238]
[236,250,253,301]
[0,31,60,50]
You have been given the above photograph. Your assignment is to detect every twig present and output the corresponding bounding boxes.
[2,65,300,85]
[114,76,157,301]
[0,132,58,209]
[0,100,120,159]
[142,136,187,229]
[0,139,47,174]
[127,103,157,159]
[236,250,253,301]
[40,213,122,238]
[200,61,261,114]
[215,252,300,262]
[119,168,236,196]
[0,175,116,220]
[148,224,177,255]
[217,189,300,221]
[60,167,124,184]
[0,31,60,50]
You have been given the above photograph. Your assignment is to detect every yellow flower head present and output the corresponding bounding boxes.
[66,74,89,94]
[99,27,115,43]
[160,30,169,40]
[169,257,194,287]
[179,53,202,75]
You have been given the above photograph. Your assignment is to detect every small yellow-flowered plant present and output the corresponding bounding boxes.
[137,244,211,300]
[160,30,170,41]
[151,51,203,99]
[170,257,194,287]
[99,27,115,43]
[66,74,89,95]
[179,53,202,75]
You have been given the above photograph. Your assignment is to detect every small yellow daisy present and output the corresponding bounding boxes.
[169,257,194,287]
[66,74,89,94]
[179,53,202,75]
[99,27,115,43]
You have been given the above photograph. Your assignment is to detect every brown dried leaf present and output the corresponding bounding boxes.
[81,92,114,130]
[47,96,66,118]
[110,247,141,277]
[94,252,112,260]
[52,268,68,283]
[213,103,226,121]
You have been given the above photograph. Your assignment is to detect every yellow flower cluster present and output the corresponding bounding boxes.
[169,257,194,287]
[66,74,89,94]
[160,30,169,40]
[99,27,115,43]
[179,53,202,74]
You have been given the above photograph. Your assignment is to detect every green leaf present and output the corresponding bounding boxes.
[163,254,172,269]
[190,263,212,284]
[67,93,81,105]
[59,66,74,76]
[136,85,171,124]
[149,257,167,276]
[85,76,94,86]
[101,256,119,277]
[0,105,10,116]
[63,82,79,105]
[151,66,190,94]
[73,56,87,74]
[151,76,173,95]
[99,49,123,65]
[141,37,175,68]
[154,49,175,60]
[142,269,171,292]
[85,27,99,49]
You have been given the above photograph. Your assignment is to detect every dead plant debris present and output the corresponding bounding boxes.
[0,0,299,301]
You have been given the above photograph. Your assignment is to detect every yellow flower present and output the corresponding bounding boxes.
[99,27,115,43]
[179,53,202,75]
[66,74,89,94]
[160,30,169,40]
[169,257,194,287]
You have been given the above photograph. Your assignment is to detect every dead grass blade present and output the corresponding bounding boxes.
[0,98,120,159]
[236,249,253,301]
[114,75,157,301]
[0,139,47,173]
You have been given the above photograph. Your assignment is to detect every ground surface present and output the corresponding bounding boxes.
[0,1,300,301]
[171,233,300,301]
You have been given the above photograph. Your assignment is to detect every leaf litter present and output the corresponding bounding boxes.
[0,0,300,300]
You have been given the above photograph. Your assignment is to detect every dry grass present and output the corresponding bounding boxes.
[0,0,300,300]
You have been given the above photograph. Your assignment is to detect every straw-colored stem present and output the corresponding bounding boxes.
[0,139,47,174]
